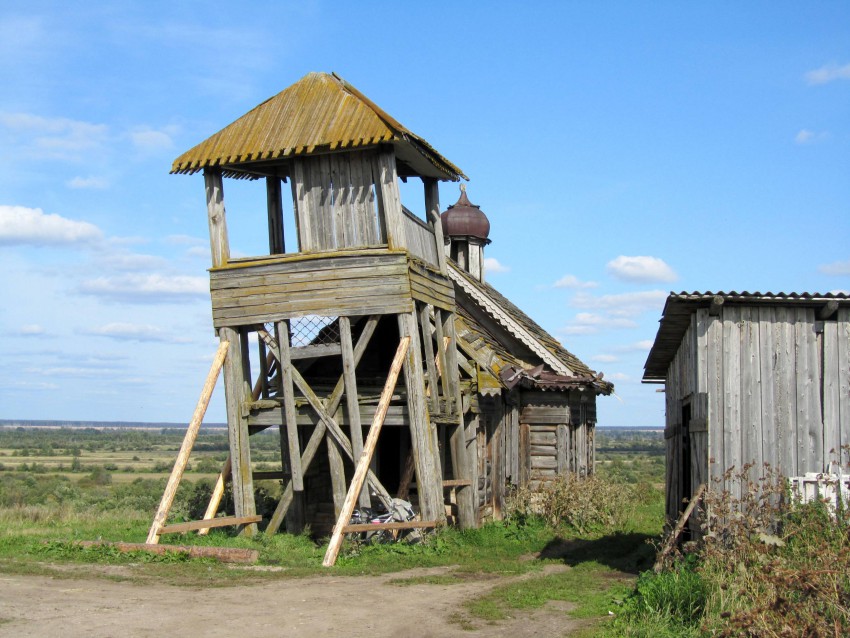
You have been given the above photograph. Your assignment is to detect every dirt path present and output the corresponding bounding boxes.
[0,565,585,638]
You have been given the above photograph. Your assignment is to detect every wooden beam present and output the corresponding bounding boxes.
[160,515,262,535]
[398,311,444,524]
[424,180,447,275]
[373,150,405,250]
[204,169,230,267]
[342,520,438,533]
[146,341,229,544]
[266,176,285,254]
[290,343,342,360]
[442,479,472,488]
[71,541,258,564]
[340,316,369,508]
[198,456,231,536]
[396,449,415,500]
[819,300,839,320]
[441,310,475,529]
[220,328,256,536]
[275,321,304,492]
[419,304,440,415]
[709,294,725,316]
[323,336,410,567]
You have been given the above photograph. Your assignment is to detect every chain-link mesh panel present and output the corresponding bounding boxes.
[289,315,340,347]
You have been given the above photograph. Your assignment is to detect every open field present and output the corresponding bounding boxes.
[0,425,666,637]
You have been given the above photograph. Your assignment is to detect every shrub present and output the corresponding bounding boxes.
[507,474,634,534]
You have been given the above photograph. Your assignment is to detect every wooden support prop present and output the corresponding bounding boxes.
[147,341,229,544]
[323,336,410,567]
[198,456,231,536]
[265,316,380,535]
[275,321,304,491]
[340,316,369,508]
[819,299,839,320]
[160,515,262,535]
[71,540,258,564]
[653,484,706,573]
[342,520,438,533]
[709,295,725,316]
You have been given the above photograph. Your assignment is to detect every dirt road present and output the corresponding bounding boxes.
[0,565,584,638]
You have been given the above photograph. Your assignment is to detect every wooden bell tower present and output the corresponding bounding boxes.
[171,72,476,536]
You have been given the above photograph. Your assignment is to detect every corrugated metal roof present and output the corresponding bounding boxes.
[643,291,850,382]
[171,72,466,181]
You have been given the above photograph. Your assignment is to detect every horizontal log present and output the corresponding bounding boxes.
[290,343,342,360]
[159,515,262,535]
[69,540,258,564]
[442,479,472,487]
[253,471,288,480]
[342,520,439,533]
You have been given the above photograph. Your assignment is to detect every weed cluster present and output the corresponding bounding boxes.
[611,465,850,637]
[507,474,639,534]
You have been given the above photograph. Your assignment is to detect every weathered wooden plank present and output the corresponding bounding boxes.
[531,456,558,470]
[419,304,440,415]
[775,307,798,476]
[220,327,256,535]
[795,308,823,473]
[424,180,447,275]
[822,320,840,466]
[290,343,342,360]
[204,169,229,267]
[556,423,568,475]
[740,307,763,479]
[211,251,404,279]
[529,445,557,456]
[398,311,444,523]
[340,316,369,508]
[529,432,557,445]
[342,520,439,533]
[213,297,413,327]
[211,263,409,296]
[330,153,348,248]
[71,541,258,564]
[839,308,850,468]
[275,321,304,492]
[160,515,262,535]
[373,150,405,250]
[758,307,777,474]
[722,306,742,498]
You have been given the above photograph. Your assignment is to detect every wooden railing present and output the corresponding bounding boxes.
[402,207,440,268]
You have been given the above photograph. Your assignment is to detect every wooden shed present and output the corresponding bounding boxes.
[151,72,611,542]
[643,292,850,522]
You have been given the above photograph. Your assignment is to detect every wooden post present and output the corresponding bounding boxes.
[424,181,447,275]
[398,311,445,524]
[340,316,370,508]
[204,169,230,267]
[441,309,475,529]
[373,150,406,250]
[266,176,285,254]
[419,304,440,415]
[323,336,410,567]
[147,341,229,544]
[275,320,304,492]
[220,328,257,535]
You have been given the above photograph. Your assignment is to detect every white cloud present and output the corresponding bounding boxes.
[67,176,109,189]
[591,354,619,363]
[795,129,828,145]
[804,62,850,85]
[129,127,175,152]
[607,255,677,283]
[20,324,44,336]
[554,274,598,289]
[572,290,668,317]
[187,246,209,258]
[608,372,631,382]
[0,112,109,160]
[560,312,638,336]
[618,339,655,352]
[89,322,178,343]
[78,273,208,302]
[820,259,850,276]
[97,252,168,271]
[483,256,509,274]
[0,205,103,246]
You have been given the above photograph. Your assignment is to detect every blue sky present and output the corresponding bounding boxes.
[1,2,848,426]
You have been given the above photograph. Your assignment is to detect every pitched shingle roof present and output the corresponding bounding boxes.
[171,72,466,181]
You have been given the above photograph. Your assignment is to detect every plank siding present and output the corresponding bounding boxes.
[740,307,763,479]
[795,308,824,473]
[839,309,850,468]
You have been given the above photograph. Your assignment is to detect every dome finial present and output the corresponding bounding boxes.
[440,186,490,242]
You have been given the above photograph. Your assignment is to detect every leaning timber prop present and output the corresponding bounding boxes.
[653,483,706,573]
[146,342,258,544]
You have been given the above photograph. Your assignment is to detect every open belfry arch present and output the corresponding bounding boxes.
[149,72,612,551]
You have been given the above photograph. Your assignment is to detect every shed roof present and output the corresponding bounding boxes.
[449,262,612,395]
[171,72,466,181]
[643,291,850,383]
